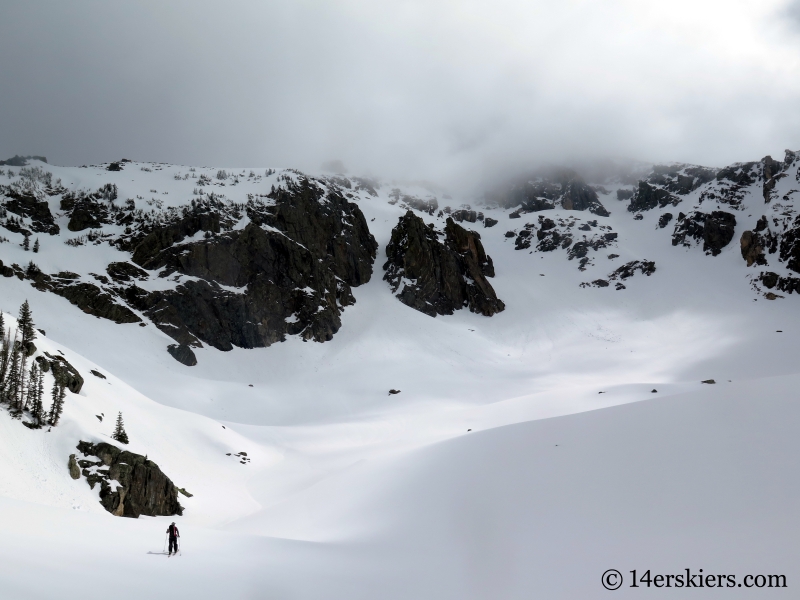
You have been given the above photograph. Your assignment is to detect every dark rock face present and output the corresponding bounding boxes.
[451,209,477,223]
[28,185,345,350]
[622,164,716,213]
[60,185,117,232]
[75,441,183,518]
[672,211,736,256]
[67,198,111,231]
[120,178,377,350]
[128,212,221,267]
[167,344,197,366]
[716,162,757,186]
[628,181,678,212]
[740,230,764,266]
[383,211,504,317]
[760,271,779,288]
[761,155,789,203]
[561,179,610,216]
[759,271,800,294]
[514,229,533,250]
[703,211,737,256]
[658,213,673,229]
[778,214,800,274]
[740,217,778,268]
[484,217,498,228]
[106,262,149,283]
[649,164,716,194]
[29,271,141,325]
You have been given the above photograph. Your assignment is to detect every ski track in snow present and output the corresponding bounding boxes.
[0,160,798,598]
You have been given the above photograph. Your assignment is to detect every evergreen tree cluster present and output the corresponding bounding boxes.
[0,301,66,428]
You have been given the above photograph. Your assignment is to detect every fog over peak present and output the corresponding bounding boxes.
[2,0,800,194]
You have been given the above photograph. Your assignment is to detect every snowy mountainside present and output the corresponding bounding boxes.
[1,153,800,598]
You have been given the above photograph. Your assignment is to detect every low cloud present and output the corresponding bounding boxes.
[2,0,800,195]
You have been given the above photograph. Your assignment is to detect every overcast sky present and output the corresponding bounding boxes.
[2,0,800,190]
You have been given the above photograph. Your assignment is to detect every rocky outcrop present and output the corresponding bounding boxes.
[120,177,377,350]
[68,454,81,479]
[740,230,764,267]
[624,165,716,213]
[167,344,197,366]
[778,214,800,274]
[451,209,478,223]
[383,211,504,317]
[560,179,609,216]
[1,186,60,235]
[75,441,183,518]
[0,155,47,166]
[509,215,617,270]
[128,212,221,268]
[29,271,141,325]
[609,260,656,280]
[581,260,656,290]
[672,211,736,256]
[106,262,149,283]
[15,176,376,353]
[740,215,777,268]
[703,211,737,255]
[648,164,716,194]
[627,181,678,212]
[760,153,795,203]
[67,197,112,231]
[37,352,84,393]
[758,271,800,294]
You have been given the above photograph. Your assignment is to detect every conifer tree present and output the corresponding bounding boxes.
[17,301,35,346]
[48,381,66,426]
[112,412,129,444]
[22,233,30,251]
[6,335,20,409]
[15,301,35,410]
[24,363,37,411]
[0,327,10,400]
[32,238,39,253]
[31,363,45,427]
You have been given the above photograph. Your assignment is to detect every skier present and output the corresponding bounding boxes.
[167,522,180,556]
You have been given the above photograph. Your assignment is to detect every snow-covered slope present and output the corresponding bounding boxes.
[0,155,798,598]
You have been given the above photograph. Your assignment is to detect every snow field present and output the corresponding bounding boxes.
[0,159,798,598]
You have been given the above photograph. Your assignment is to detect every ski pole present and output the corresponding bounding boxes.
[163,533,168,553]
